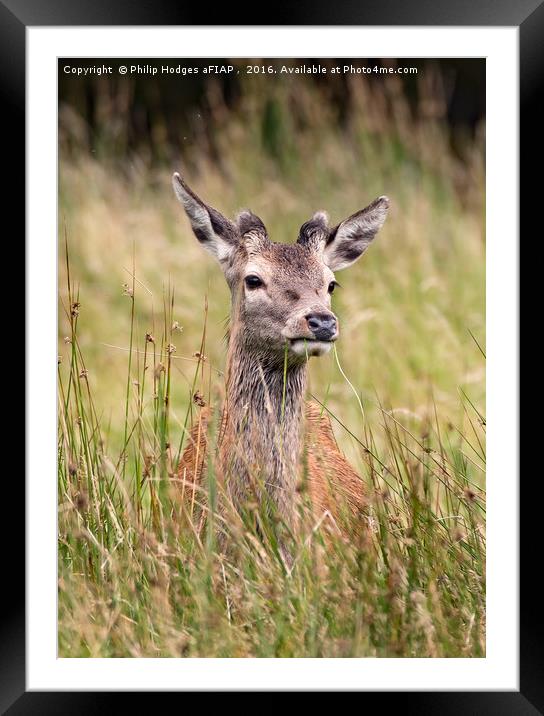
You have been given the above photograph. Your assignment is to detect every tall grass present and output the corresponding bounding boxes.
[58,68,485,657]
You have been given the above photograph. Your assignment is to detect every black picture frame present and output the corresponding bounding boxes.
[10,0,533,710]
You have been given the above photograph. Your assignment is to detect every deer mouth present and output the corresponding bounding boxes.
[288,337,335,358]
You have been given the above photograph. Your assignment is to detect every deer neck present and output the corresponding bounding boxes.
[220,333,307,521]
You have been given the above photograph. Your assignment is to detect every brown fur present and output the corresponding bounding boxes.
[177,401,368,537]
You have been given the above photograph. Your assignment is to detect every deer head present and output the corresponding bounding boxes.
[172,172,389,363]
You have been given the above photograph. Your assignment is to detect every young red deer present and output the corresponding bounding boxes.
[172,172,389,554]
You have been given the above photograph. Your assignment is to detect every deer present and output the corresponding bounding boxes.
[172,172,389,561]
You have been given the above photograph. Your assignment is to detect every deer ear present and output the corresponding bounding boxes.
[324,196,389,271]
[172,172,238,263]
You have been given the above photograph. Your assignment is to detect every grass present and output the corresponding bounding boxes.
[58,69,485,657]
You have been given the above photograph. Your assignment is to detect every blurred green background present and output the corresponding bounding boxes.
[58,57,485,476]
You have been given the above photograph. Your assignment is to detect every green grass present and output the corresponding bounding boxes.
[58,73,485,657]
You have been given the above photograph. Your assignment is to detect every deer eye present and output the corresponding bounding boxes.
[245,275,264,289]
[328,280,339,294]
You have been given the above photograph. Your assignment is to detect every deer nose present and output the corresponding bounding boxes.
[306,313,338,341]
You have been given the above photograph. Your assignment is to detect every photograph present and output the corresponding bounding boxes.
[57,57,486,659]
